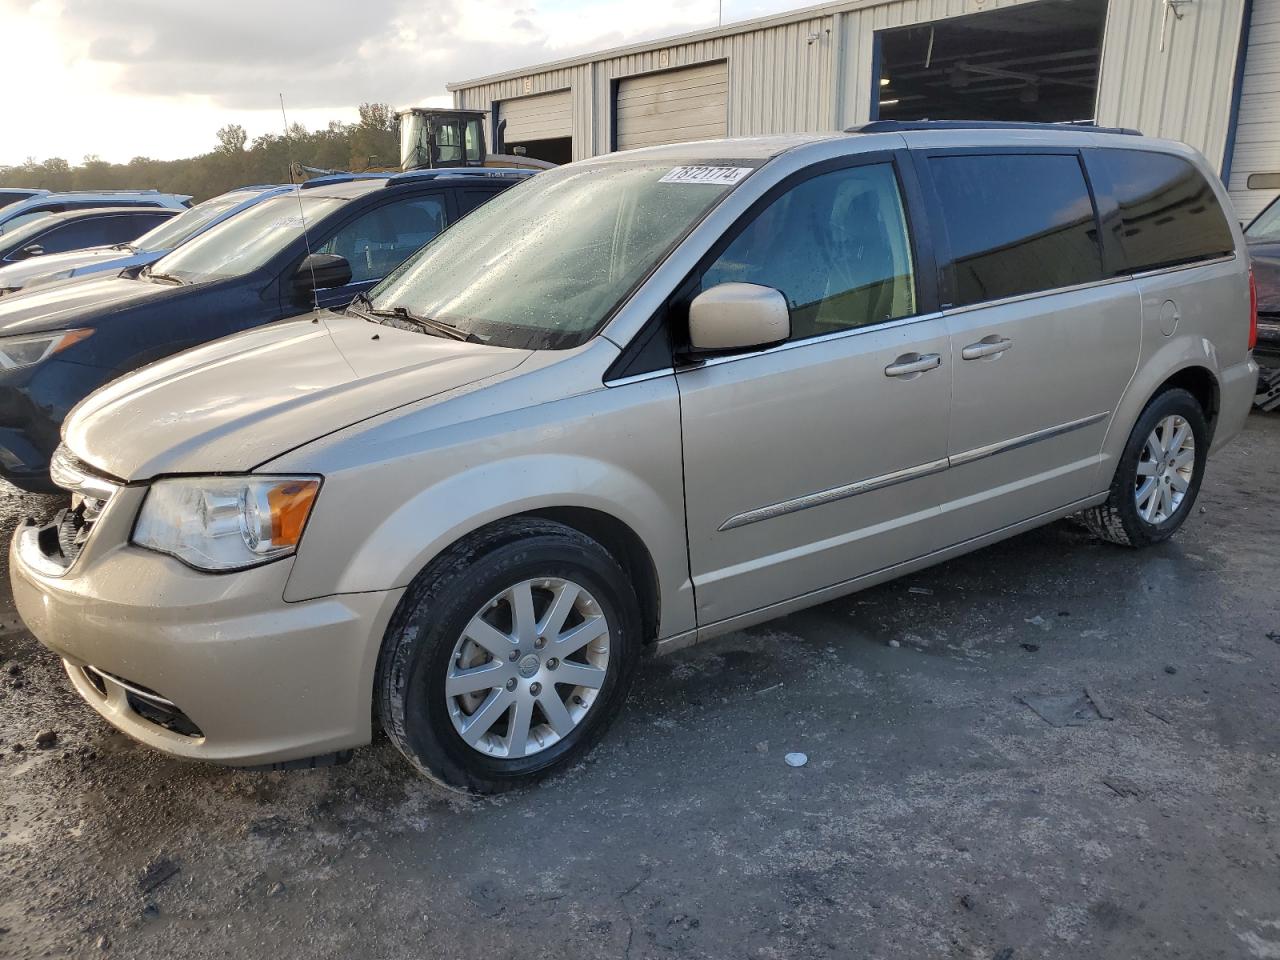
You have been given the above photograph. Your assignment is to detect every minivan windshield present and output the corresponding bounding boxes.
[132,190,260,253]
[149,192,343,283]
[369,160,758,349]
[1246,197,1280,242]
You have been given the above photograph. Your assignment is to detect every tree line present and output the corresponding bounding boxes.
[0,103,400,204]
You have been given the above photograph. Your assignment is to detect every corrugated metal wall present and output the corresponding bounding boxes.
[454,15,836,158]
[453,0,1249,173]
[1227,0,1280,220]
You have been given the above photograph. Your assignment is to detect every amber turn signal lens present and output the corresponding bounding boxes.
[267,479,320,547]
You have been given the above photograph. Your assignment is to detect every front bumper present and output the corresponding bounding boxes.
[10,487,405,766]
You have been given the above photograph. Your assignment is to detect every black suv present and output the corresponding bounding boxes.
[0,169,532,490]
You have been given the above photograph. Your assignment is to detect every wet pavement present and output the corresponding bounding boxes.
[1,414,1278,959]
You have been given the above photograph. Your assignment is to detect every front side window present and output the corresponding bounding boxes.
[699,163,916,340]
[929,153,1103,306]
[34,216,163,254]
[1097,150,1235,272]
[149,193,344,283]
[318,195,447,284]
[371,160,754,349]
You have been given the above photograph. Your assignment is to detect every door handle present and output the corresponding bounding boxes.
[961,336,1013,360]
[884,353,942,378]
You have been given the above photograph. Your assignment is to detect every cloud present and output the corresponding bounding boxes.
[42,0,731,110]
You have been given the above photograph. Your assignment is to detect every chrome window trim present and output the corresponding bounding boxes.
[603,368,675,388]
[690,310,948,371]
[1128,253,1237,280]
[941,274,1131,316]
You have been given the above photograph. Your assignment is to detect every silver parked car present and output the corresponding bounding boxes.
[11,123,1259,792]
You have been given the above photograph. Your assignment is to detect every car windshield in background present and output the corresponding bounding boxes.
[1246,198,1280,242]
[370,160,759,350]
[150,193,343,283]
[132,192,256,253]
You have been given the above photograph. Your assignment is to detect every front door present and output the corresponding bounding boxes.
[676,157,952,626]
[918,150,1141,544]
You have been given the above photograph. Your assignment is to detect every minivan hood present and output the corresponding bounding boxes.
[64,313,530,480]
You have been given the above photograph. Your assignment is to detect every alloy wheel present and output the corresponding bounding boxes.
[1134,414,1195,524]
[444,578,611,759]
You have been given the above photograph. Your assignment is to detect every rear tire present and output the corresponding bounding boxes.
[1079,387,1208,547]
[375,518,641,793]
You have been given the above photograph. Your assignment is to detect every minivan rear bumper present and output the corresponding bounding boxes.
[1213,357,1260,453]
[10,529,404,767]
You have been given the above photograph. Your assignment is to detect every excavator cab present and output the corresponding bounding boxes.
[397,108,555,171]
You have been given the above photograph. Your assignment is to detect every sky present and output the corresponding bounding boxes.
[3,0,812,167]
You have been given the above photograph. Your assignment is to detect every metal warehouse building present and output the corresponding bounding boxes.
[450,0,1279,219]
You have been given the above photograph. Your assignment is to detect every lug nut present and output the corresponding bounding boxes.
[509,651,520,661]
[529,682,542,696]
[572,695,584,706]
[534,636,546,649]
[546,658,559,670]
[506,678,517,691]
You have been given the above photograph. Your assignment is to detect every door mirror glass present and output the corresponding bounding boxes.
[688,282,790,352]
[293,253,352,295]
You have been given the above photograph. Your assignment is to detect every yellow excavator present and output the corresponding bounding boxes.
[398,107,555,171]
[290,108,554,182]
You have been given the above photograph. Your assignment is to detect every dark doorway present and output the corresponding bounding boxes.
[505,137,573,165]
[875,0,1107,123]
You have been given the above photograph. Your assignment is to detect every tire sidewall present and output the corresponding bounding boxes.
[1114,388,1209,545]
[380,530,640,793]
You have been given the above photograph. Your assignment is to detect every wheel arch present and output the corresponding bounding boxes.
[1101,338,1224,486]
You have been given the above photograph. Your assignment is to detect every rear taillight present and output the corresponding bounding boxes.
[1249,268,1258,351]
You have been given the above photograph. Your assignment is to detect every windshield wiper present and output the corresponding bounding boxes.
[140,264,185,285]
[366,305,482,343]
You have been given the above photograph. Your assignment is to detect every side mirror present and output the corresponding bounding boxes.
[688,282,790,353]
[293,253,352,296]
[16,244,44,260]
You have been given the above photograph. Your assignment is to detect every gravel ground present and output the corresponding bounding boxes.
[1,414,1278,960]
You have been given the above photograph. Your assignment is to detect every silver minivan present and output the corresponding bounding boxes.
[11,123,1259,792]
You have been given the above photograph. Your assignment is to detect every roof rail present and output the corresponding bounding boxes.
[297,173,385,188]
[386,167,537,184]
[849,120,1143,136]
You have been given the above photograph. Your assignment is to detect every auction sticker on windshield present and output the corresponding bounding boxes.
[659,166,753,185]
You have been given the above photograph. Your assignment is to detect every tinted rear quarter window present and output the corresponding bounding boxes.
[928,153,1103,307]
[1096,150,1235,272]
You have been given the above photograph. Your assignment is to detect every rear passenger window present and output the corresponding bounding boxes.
[1096,150,1235,273]
[700,163,917,341]
[929,154,1103,307]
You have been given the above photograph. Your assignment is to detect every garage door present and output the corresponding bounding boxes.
[1228,0,1280,222]
[498,90,572,144]
[615,62,728,151]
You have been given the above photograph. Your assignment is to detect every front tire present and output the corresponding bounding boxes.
[1079,387,1208,547]
[375,519,641,793]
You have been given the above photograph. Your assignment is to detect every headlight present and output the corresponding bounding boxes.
[0,328,94,370]
[133,476,321,572]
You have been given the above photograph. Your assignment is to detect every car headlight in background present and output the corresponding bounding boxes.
[0,328,94,369]
[133,476,321,572]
